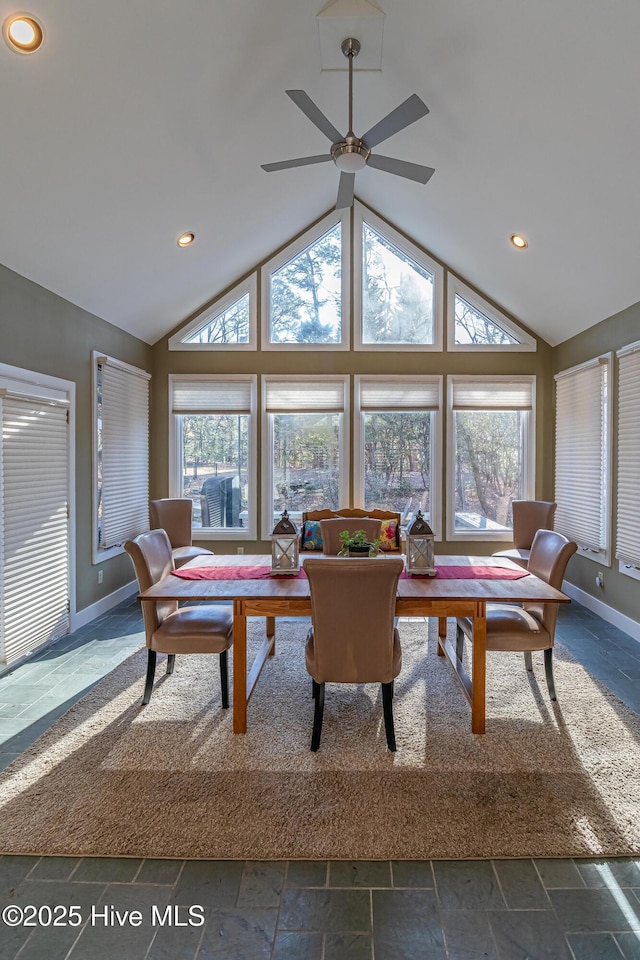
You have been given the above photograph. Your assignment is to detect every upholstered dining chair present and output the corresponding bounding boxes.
[458,529,577,701]
[125,529,232,707]
[319,517,383,555]
[149,498,214,568]
[492,499,557,568]
[304,557,405,751]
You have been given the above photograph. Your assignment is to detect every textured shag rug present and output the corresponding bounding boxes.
[1,619,639,860]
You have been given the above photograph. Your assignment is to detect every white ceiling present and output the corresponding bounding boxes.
[2,0,640,346]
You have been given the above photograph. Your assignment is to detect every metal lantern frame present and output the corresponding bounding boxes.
[405,509,436,576]
[270,510,300,575]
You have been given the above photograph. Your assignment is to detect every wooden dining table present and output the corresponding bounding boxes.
[138,553,570,735]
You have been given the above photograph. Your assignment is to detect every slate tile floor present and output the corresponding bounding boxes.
[0,598,639,959]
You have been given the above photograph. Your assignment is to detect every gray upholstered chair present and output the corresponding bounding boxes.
[458,529,577,701]
[125,529,232,706]
[318,517,383,555]
[304,557,404,751]
[149,498,214,568]
[493,499,557,568]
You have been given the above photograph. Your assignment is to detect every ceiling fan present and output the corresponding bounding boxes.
[260,38,435,209]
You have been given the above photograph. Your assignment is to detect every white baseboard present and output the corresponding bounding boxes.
[563,580,640,644]
[72,579,137,630]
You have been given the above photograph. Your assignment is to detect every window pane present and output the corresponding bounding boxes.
[363,412,433,528]
[270,225,342,344]
[271,413,341,522]
[362,224,434,345]
[454,410,523,532]
[454,295,518,345]
[184,294,250,345]
[180,415,249,531]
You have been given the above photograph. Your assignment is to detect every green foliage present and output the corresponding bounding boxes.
[337,528,381,557]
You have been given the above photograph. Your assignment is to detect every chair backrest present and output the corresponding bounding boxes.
[149,498,193,549]
[305,557,404,683]
[319,517,383,555]
[301,508,402,551]
[124,529,178,641]
[524,528,577,636]
[512,500,557,549]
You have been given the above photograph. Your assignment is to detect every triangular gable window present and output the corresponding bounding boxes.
[447,276,535,352]
[168,276,256,351]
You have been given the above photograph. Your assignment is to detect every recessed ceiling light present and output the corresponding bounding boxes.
[510,234,528,250]
[3,14,44,54]
[177,232,195,248]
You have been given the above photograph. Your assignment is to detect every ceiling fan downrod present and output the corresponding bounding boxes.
[331,37,370,172]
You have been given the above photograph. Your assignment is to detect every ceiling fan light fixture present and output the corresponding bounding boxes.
[510,233,528,249]
[3,14,44,53]
[331,140,369,172]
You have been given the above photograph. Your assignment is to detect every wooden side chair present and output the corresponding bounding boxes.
[149,498,214,568]
[125,529,232,707]
[304,557,405,751]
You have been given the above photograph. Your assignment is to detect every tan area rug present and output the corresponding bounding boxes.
[1,619,639,860]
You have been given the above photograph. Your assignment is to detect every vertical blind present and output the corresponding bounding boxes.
[0,395,70,664]
[99,358,151,549]
[554,357,608,552]
[616,342,640,567]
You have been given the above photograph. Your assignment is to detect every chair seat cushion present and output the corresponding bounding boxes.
[151,605,232,654]
[457,604,552,652]
[172,545,215,567]
[305,626,402,684]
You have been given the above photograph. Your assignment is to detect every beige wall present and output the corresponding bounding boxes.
[0,264,152,613]
[150,205,554,557]
[553,300,640,623]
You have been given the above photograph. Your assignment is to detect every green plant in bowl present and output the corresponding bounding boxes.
[338,528,381,557]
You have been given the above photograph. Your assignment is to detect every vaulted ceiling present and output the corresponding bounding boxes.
[2,0,639,346]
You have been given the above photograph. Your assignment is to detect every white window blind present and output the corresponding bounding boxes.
[264,378,347,413]
[358,377,441,411]
[0,395,69,664]
[451,379,533,410]
[616,342,640,566]
[171,378,253,414]
[554,357,609,553]
[99,358,150,549]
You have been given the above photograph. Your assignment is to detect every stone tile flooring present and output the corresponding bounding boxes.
[0,598,639,959]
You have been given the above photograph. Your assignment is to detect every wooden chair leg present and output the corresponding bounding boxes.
[312,678,321,699]
[456,625,465,661]
[142,650,157,705]
[219,649,229,709]
[524,650,533,672]
[544,648,557,701]
[310,682,325,752]
[166,654,176,675]
[382,681,397,752]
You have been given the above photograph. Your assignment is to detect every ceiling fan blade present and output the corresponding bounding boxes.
[261,155,331,173]
[286,90,343,143]
[335,172,355,209]
[367,153,435,184]
[362,94,430,149]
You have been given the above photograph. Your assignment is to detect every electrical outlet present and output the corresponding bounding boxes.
[97,569,104,584]
[596,571,604,588]
[237,547,244,555]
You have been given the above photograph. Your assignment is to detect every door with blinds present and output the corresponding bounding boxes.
[0,394,70,664]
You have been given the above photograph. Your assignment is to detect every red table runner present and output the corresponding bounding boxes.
[172,564,528,581]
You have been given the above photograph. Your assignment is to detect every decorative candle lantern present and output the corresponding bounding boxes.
[405,510,436,576]
[271,510,300,575]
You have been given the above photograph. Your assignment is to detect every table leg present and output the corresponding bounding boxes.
[233,599,247,734]
[471,601,486,734]
[437,616,447,655]
[266,616,276,656]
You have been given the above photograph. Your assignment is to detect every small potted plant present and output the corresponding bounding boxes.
[338,528,380,558]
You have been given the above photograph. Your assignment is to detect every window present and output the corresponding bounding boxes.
[447,276,536,351]
[261,210,350,350]
[169,376,256,539]
[447,376,534,539]
[615,343,640,578]
[354,203,443,350]
[354,376,442,536]
[554,355,611,563]
[262,376,349,536]
[168,275,257,351]
[94,353,150,560]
